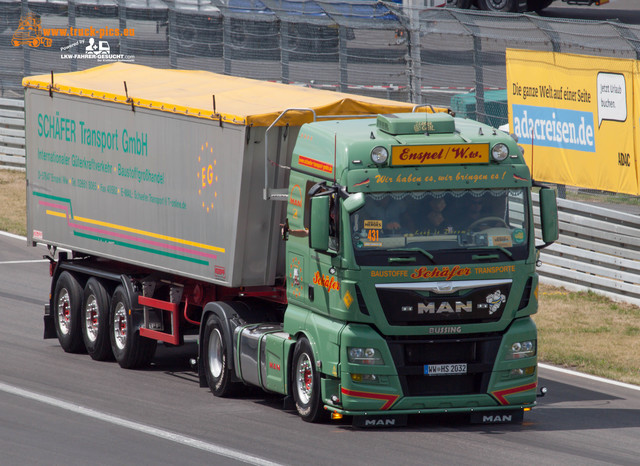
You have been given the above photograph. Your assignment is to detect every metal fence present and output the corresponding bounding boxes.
[3,4,640,104]
[0,98,25,170]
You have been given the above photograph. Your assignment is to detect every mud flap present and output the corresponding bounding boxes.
[352,414,408,428]
[470,409,523,424]
[43,304,56,339]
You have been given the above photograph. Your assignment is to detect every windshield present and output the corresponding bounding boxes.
[349,189,529,266]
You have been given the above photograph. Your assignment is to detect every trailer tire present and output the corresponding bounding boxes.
[82,278,113,361]
[202,315,238,397]
[292,337,325,423]
[53,271,85,353]
[109,286,156,369]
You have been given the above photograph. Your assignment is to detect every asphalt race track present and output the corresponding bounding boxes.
[1,232,639,465]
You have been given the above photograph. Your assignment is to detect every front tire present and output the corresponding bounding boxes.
[82,278,113,361]
[292,337,325,423]
[109,286,156,369]
[202,315,239,397]
[53,271,85,353]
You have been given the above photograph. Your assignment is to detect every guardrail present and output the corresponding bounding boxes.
[537,195,640,308]
[0,98,25,171]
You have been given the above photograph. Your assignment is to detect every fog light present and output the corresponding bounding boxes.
[351,373,379,383]
[331,412,343,420]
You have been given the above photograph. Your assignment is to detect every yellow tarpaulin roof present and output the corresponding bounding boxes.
[23,62,439,127]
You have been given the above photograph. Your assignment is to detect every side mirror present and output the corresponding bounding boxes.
[309,195,330,251]
[343,192,365,214]
[538,187,558,248]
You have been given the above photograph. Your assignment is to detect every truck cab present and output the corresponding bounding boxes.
[280,111,558,424]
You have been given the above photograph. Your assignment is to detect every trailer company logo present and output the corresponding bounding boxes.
[11,13,135,62]
[197,141,218,213]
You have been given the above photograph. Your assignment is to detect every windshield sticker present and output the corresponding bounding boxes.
[364,220,383,229]
[512,229,525,244]
[488,235,513,247]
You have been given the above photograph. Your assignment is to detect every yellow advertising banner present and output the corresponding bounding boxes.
[635,60,640,194]
[506,49,638,195]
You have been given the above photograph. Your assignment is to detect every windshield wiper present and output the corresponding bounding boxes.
[389,247,435,263]
[471,246,514,261]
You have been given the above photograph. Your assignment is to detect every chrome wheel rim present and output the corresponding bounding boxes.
[113,302,127,350]
[208,328,223,378]
[85,294,99,342]
[56,288,71,335]
[296,353,313,405]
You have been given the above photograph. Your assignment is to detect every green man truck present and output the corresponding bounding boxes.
[25,63,558,427]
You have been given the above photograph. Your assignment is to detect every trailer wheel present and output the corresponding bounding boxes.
[202,315,238,397]
[109,286,156,369]
[53,271,85,353]
[292,337,325,423]
[82,278,113,361]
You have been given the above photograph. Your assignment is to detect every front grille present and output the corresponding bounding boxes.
[387,334,501,397]
[377,284,511,326]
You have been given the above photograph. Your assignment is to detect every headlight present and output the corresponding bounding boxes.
[348,347,384,365]
[370,146,388,164]
[506,340,536,360]
[491,143,509,161]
